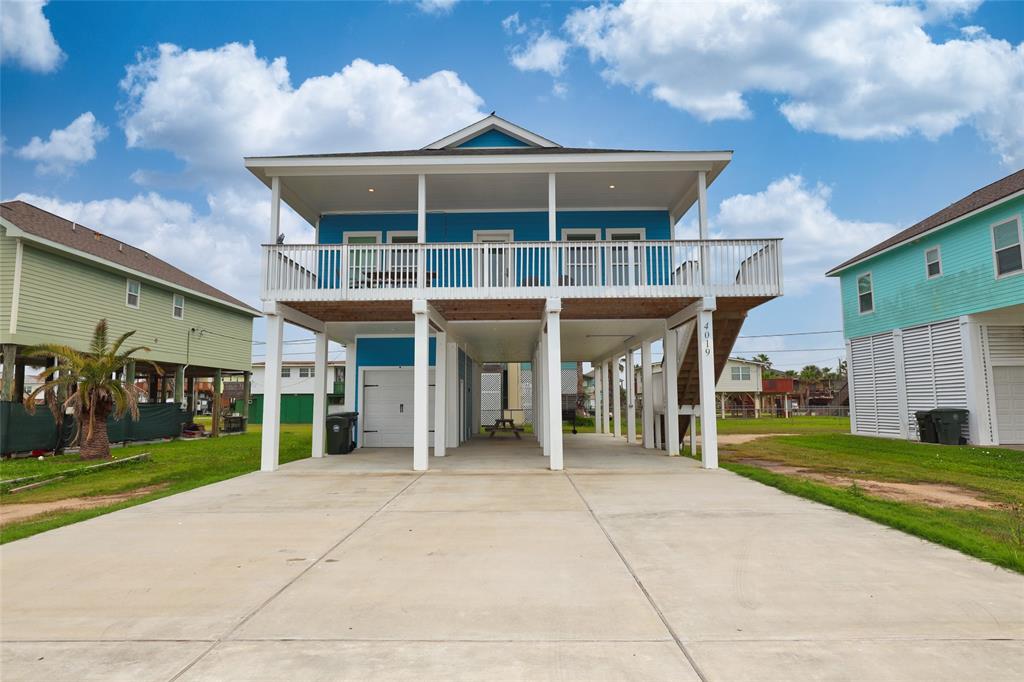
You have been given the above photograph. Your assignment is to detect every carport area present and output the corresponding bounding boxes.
[2,436,1022,681]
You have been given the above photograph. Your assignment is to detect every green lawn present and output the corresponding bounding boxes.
[715,415,850,435]
[1,424,313,544]
[714,433,1024,573]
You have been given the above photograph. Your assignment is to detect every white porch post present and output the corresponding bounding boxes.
[697,170,709,285]
[690,414,698,457]
[260,313,283,471]
[539,338,549,455]
[417,174,426,242]
[311,330,329,458]
[697,309,719,468]
[626,349,637,444]
[445,342,459,448]
[434,330,447,457]
[535,345,545,448]
[412,300,430,471]
[664,327,680,455]
[342,342,355,413]
[641,340,654,449]
[612,356,622,438]
[545,299,564,470]
[602,361,612,435]
[548,173,558,288]
[654,414,662,449]
[594,361,603,434]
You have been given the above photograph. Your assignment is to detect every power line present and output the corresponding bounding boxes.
[738,330,842,338]
[734,347,844,353]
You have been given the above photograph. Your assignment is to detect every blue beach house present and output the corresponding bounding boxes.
[247,115,784,470]
[828,170,1024,446]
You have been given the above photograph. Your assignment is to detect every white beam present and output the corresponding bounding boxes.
[697,308,718,468]
[417,174,426,242]
[667,296,716,330]
[311,330,328,458]
[545,299,564,470]
[594,361,604,434]
[697,170,708,239]
[664,327,680,455]
[263,301,326,334]
[412,299,430,471]
[641,340,654,449]
[434,330,447,457]
[260,314,283,471]
[626,348,637,444]
[612,355,622,438]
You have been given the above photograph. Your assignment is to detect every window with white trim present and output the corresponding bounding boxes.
[299,366,314,378]
[857,273,874,313]
[281,367,291,378]
[925,247,941,278]
[126,279,141,308]
[992,218,1023,277]
[731,365,751,381]
[172,293,185,319]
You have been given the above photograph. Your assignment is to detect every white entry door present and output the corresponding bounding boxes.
[993,366,1024,444]
[361,369,434,447]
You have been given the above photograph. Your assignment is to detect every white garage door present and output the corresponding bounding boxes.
[361,369,434,447]
[993,366,1024,445]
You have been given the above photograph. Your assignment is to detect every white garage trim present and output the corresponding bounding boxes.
[993,366,1024,445]
[358,366,435,448]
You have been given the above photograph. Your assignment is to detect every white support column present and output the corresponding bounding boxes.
[417,174,426,242]
[697,309,718,468]
[593,361,603,434]
[654,414,662,449]
[690,413,698,457]
[412,300,430,471]
[548,173,557,288]
[311,330,329,458]
[626,349,637,444]
[602,361,612,435]
[664,327,680,455]
[260,314,283,472]
[612,355,622,438]
[697,171,709,239]
[445,342,459,448]
[539,339,549,455]
[434,330,447,457]
[545,299,564,470]
[269,176,281,242]
[641,341,654,449]
[343,342,356,413]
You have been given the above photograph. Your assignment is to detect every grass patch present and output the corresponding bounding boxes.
[715,415,850,435]
[716,434,1024,573]
[1,424,312,544]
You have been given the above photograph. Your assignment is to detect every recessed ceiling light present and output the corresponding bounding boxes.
[368,188,375,192]
[608,184,616,189]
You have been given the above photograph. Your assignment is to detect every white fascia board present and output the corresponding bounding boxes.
[1,217,260,318]
[423,115,560,149]
[826,188,1024,277]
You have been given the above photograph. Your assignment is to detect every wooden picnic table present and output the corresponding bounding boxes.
[486,417,522,439]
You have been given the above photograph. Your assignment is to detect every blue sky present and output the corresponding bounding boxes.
[3,0,1022,370]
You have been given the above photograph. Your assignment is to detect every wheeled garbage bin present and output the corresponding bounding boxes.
[915,411,938,443]
[930,408,968,446]
[326,413,358,454]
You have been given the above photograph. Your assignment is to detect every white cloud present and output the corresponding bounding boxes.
[416,0,458,15]
[552,82,568,98]
[0,0,64,72]
[565,0,1024,165]
[680,175,896,295]
[16,112,108,175]
[502,12,526,35]
[119,43,484,182]
[510,31,570,77]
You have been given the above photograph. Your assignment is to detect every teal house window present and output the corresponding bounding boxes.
[993,218,1023,276]
[857,273,874,313]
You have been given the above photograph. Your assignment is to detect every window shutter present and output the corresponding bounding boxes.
[900,318,967,440]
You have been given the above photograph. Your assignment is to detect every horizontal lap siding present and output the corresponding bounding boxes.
[0,231,16,338]
[840,197,1024,339]
[10,245,252,370]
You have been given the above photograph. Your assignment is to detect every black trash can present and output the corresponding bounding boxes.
[915,411,938,443]
[930,408,968,446]
[326,412,358,454]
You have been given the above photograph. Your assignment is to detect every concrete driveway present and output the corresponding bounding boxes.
[2,435,1022,681]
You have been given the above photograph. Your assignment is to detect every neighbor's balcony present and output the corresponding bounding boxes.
[261,239,783,302]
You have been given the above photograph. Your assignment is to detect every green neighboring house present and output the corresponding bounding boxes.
[0,201,260,448]
[827,170,1024,446]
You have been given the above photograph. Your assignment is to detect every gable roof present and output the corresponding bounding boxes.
[827,169,1024,276]
[1,201,259,315]
[423,114,560,150]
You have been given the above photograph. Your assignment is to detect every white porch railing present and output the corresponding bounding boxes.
[261,239,783,302]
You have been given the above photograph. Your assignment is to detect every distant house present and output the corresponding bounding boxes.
[248,360,346,424]
[715,358,764,415]
[0,201,260,448]
[827,170,1024,446]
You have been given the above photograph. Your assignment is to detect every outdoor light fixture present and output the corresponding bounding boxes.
[608,184,616,189]
[368,188,375,192]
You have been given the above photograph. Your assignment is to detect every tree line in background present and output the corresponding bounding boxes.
[747,354,847,382]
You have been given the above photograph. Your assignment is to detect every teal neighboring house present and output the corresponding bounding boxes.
[827,170,1024,446]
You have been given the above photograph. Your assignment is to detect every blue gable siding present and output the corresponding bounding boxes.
[838,196,1024,339]
[353,336,436,413]
[319,210,671,244]
[456,129,530,148]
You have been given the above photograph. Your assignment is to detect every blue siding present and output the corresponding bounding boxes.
[456,129,530,148]
[319,210,671,244]
[838,197,1024,339]
[352,336,436,413]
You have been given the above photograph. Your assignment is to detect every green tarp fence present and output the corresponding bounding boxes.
[0,401,192,456]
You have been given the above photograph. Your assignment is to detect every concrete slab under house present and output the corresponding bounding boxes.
[246,114,784,471]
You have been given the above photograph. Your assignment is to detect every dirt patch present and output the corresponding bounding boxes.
[733,458,1001,510]
[715,433,794,445]
[0,484,169,527]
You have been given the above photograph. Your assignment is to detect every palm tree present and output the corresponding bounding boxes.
[752,353,773,375]
[23,320,158,460]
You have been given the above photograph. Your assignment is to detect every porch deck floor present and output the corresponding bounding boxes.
[283,433,697,473]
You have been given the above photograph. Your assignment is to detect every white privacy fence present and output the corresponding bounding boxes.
[262,239,783,301]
